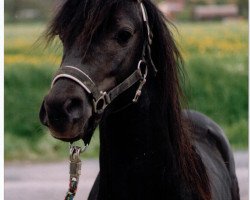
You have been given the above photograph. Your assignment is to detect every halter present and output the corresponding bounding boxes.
[51,1,156,115]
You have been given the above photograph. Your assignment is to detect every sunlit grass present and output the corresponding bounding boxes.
[176,21,247,56]
[175,21,248,149]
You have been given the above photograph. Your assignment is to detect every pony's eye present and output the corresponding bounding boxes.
[116,30,133,45]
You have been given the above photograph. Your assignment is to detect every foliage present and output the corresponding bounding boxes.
[238,0,248,17]
[4,0,248,23]
[5,0,54,23]
[175,22,248,148]
[4,21,248,161]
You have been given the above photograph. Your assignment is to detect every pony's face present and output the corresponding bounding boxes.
[39,1,144,142]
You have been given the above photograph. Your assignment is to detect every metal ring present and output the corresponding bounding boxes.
[137,60,148,78]
[69,142,89,153]
[93,91,111,114]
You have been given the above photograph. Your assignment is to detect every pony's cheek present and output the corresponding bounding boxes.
[97,77,117,92]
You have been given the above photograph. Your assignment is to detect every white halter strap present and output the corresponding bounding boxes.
[51,66,95,94]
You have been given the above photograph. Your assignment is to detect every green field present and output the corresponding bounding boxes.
[5,22,248,161]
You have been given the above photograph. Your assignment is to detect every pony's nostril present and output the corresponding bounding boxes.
[64,98,83,120]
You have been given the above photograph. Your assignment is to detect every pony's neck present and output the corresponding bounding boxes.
[97,83,186,199]
[100,82,166,165]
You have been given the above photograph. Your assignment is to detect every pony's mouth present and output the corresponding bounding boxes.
[53,134,82,143]
[49,116,97,144]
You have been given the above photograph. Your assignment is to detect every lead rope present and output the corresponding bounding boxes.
[64,143,88,200]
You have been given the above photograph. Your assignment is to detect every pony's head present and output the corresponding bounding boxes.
[39,0,153,143]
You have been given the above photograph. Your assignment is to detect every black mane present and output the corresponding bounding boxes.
[143,1,211,199]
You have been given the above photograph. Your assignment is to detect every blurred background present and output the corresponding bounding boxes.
[4,0,248,161]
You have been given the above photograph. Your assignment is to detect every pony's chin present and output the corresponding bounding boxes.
[50,123,94,143]
[47,118,88,142]
[53,134,82,142]
[50,131,82,142]
[49,126,84,142]
[48,115,97,144]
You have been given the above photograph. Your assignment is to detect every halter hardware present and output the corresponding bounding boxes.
[133,60,148,102]
[93,91,111,114]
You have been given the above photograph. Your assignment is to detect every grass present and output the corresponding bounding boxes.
[4,21,248,161]
[175,22,248,149]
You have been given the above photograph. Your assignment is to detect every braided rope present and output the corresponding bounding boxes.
[65,177,78,200]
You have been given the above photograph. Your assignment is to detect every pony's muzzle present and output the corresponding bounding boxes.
[40,96,83,131]
[39,79,91,140]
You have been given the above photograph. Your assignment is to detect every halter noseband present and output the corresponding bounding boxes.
[51,1,155,115]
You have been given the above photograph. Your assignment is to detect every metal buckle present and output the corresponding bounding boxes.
[137,60,148,78]
[133,60,148,103]
[93,91,111,114]
[69,142,88,153]
[69,146,82,177]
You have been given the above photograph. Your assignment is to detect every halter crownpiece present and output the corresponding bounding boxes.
[139,1,157,74]
[140,1,152,45]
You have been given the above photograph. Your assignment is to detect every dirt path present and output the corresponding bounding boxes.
[5,151,248,200]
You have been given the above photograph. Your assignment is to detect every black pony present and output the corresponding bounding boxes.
[39,0,240,199]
